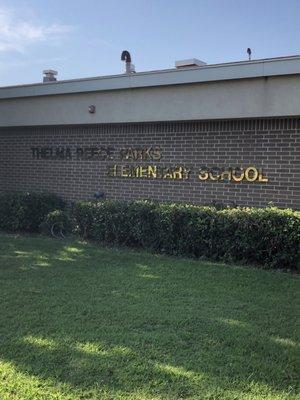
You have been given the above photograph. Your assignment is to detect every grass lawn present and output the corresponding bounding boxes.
[0,233,299,400]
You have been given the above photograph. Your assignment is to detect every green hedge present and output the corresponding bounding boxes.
[40,209,73,237]
[0,192,66,232]
[73,200,300,270]
[0,192,299,269]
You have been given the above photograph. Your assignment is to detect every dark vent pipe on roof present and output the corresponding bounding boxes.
[121,50,135,74]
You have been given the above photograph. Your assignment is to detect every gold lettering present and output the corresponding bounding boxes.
[209,172,220,181]
[232,169,245,182]
[148,165,157,178]
[119,149,127,160]
[107,163,268,184]
[107,165,118,177]
[132,166,140,178]
[173,167,183,180]
[245,167,259,182]
[152,147,162,160]
[198,170,209,180]
[120,147,162,161]
[126,149,135,160]
[133,149,142,160]
[121,166,128,177]
[163,168,174,179]
[258,171,269,183]
[139,166,148,178]
[220,170,232,181]
[183,169,191,180]
[141,148,151,160]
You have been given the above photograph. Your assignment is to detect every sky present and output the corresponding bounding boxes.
[0,0,299,86]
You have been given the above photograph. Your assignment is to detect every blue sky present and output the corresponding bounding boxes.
[0,0,299,86]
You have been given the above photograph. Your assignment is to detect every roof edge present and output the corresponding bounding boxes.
[0,55,300,100]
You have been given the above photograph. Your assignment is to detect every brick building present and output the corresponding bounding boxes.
[0,56,299,209]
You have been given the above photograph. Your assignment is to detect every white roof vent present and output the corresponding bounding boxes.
[175,58,207,69]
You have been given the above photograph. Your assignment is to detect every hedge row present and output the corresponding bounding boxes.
[0,192,66,232]
[0,192,299,269]
[73,200,300,270]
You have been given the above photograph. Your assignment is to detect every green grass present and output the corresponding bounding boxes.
[0,233,299,400]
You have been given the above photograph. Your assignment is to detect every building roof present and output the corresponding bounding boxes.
[0,55,300,99]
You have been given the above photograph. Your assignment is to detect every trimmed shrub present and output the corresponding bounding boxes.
[72,201,97,238]
[1,194,298,269]
[40,209,72,237]
[0,192,66,232]
[73,200,300,270]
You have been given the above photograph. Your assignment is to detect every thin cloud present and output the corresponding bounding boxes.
[0,57,65,70]
[0,6,72,53]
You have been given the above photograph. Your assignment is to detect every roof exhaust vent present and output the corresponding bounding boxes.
[175,59,207,69]
[121,50,135,74]
[247,48,252,61]
[43,69,58,82]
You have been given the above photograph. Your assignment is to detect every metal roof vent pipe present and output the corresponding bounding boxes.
[121,50,135,74]
[43,69,58,82]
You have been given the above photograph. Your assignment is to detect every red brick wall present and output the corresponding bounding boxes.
[0,118,299,209]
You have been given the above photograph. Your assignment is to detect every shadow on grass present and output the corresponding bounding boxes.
[0,234,299,399]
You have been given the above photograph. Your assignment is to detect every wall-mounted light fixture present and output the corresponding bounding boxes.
[88,105,96,113]
[94,191,105,200]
